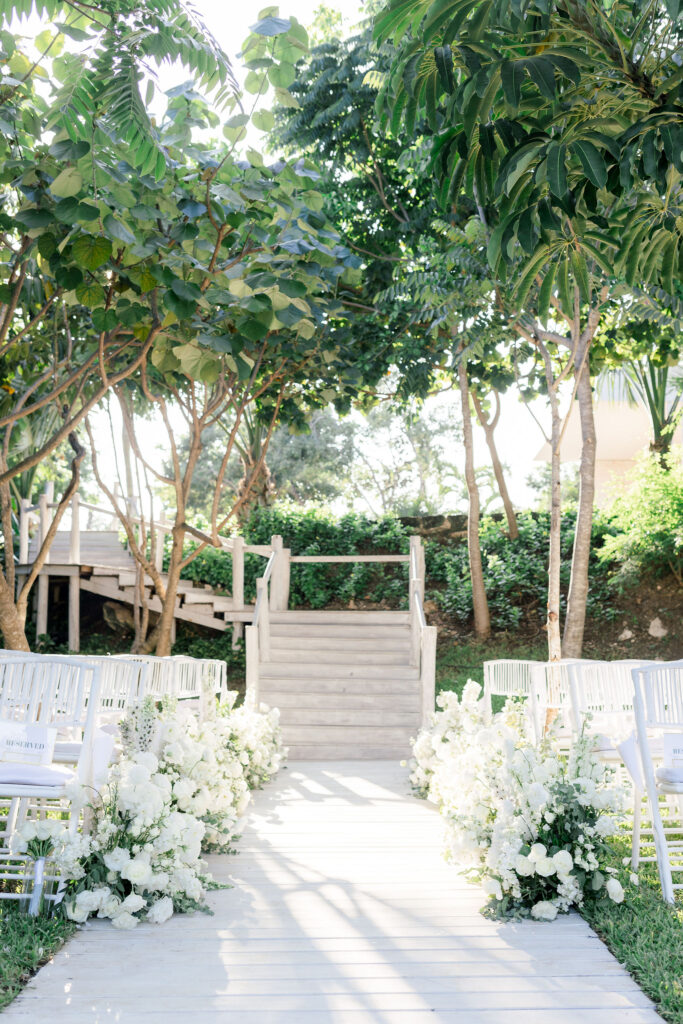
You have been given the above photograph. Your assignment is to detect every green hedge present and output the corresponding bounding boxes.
[178,506,622,631]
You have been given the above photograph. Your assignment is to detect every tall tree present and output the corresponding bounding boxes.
[374,0,683,656]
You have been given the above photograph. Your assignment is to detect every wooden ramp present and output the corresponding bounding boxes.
[6,762,662,1024]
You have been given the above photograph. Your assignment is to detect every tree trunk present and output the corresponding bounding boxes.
[471,391,518,540]
[458,361,491,640]
[563,349,596,657]
[537,344,563,662]
[143,527,184,656]
[0,572,30,649]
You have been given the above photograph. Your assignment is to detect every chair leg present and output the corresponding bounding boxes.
[650,792,676,903]
[631,786,642,870]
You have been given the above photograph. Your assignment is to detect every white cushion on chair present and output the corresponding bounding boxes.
[656,765,683,787]
[0,762,75,787]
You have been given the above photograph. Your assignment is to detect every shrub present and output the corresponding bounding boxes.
[177,504,623,630]
[599,455,683,586]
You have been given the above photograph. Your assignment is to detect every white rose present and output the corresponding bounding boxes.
[552,850,573,876]
[630,873,639,887]
[146,896,174,924]
[134,751,159,773]
[530,900,559,922]
[606,878,624,904]
[121,856,153,887]
[103,847,130,873]
[535,857,557,877]
[75,889,105,914]
[111,911,138,930]
[66,901,90,923]
[529,843,547,863]
[514,855,535,877]
[482,877,503,901]
[120,893,146,914]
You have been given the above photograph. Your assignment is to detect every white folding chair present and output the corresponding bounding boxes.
[568,659,657,868]
[0,657,101,906]
[483,659,543,711]
[632,661,683,902]
[529,659,594,745]
[113,654,178,697]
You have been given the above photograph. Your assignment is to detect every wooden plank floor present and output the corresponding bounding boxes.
[6,762,663,1023]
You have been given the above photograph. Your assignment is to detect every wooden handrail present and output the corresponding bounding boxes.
[291,554,409,564]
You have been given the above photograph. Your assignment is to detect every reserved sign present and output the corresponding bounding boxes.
[663,733,683,769]
[0,723,57,765]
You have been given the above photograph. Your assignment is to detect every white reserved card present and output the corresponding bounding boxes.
[0,722,57,765]
[662,733,683,769]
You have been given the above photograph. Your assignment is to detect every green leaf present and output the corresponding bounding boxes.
[537,262,556,323]
[546,142,568,199]
[572,140,607,189]
[661,237,677,295]
[15,208,54,229]
[71,234,112,271]
[434,45,454,93]
[500,60,524,107]
[92,307,118,333]
[75,280,105,307]
[171,278,202,303]
[570,247,590,303]
[526,57,556,101]
[50,167,83,198]
[103,214,136,246]
[250,16,291,36]
[513,245,549,307]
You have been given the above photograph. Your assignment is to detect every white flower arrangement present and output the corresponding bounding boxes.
[410,682,630,921]
[118,694,285,853]
[15,694,285,928]
[55,750,208,928]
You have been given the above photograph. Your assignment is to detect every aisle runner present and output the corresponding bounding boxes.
[6,762,662,1023]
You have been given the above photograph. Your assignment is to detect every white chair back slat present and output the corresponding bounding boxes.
[567,659,657,734]
[632,661,683,903]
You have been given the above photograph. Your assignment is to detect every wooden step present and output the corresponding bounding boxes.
[259,677,418,695]
[278,708,419,727]
[268,648,413,666]
[269,611,410,626]
[278,725,414,746]
[259,691,420,712]
[269,623,411,640]
[260,662,419,680]
[285,743,411,760]
[268,635,411,651]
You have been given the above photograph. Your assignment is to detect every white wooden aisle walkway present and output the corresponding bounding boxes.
[5,762,662,1024]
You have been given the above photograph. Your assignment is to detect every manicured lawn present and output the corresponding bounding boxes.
[583,836,683,1024]
[0,904,74,1011]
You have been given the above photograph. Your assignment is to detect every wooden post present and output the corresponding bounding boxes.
[256,578,270,660]
[231,536,245,649]
[19,498,30,565]
[69,493,80,564]
[68,574,80,652]
[409,535,421,668]
[36,484,52,640]
[269,535,289,611]
[420,626,437,728]
[245,624,259,707]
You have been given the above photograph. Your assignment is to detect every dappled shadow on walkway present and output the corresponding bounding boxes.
[4,761,663,1024]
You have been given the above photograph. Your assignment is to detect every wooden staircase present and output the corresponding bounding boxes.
[259,611,421,759]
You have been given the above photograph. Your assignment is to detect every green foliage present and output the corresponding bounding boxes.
[600,456,683,586]
[427,511,619,630]
[180,504,622,629]
[0,0,237,176]
[0,903,74,1010]
[374,0,683,314]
